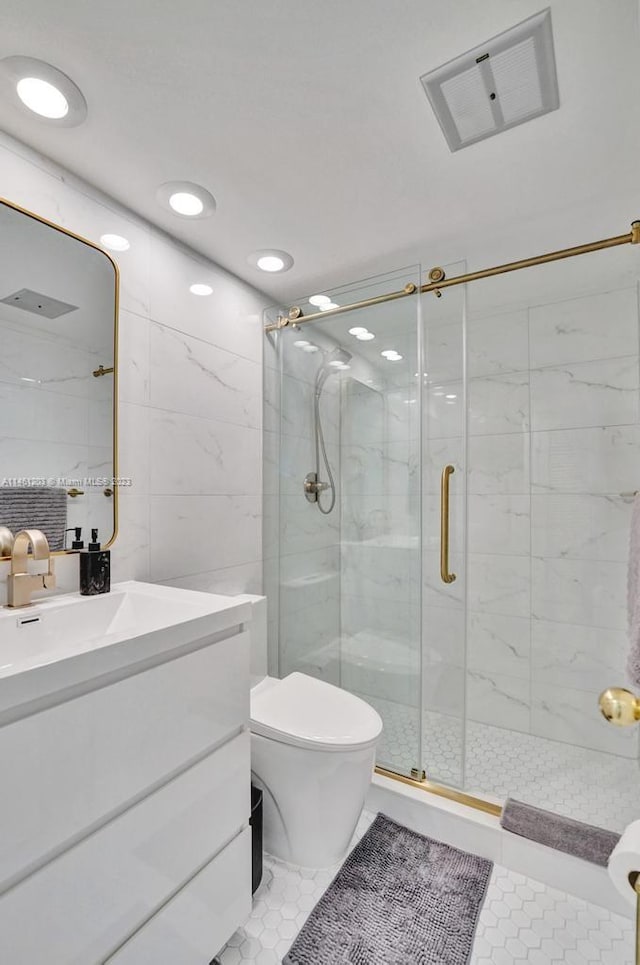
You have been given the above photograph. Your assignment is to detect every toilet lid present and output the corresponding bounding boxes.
[250,673,383,752]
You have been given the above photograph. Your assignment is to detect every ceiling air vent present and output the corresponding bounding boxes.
[420,8,559,152]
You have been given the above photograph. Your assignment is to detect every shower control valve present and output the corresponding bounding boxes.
[303,472,329,502]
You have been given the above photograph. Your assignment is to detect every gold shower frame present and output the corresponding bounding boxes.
[266,218,640,817]
[0,196,120,560]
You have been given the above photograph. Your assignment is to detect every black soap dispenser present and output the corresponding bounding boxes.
[79,528,111,596]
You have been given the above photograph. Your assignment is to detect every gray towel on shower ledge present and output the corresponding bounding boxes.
[501,798,620,867]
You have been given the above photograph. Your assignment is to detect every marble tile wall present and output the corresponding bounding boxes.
[265,327,342,682]
[0,131,265,604]
[462,283,640,759]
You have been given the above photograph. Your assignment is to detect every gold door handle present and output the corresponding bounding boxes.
[599,687,640,726]
[440,465,456,584]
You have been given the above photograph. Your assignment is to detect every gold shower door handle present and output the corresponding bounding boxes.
[440,465,456,584]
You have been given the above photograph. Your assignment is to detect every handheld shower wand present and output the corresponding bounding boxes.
[304,348,352,514]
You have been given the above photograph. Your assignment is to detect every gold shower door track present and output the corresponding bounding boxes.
[268,217,640,822]
[264,220,640,331]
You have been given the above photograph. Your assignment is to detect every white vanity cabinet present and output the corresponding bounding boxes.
[0,582,252,965]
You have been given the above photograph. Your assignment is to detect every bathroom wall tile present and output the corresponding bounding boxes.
[467,553,530,617]
[531,556,627,629]
[147,232,264,363]
[148,494,261,581]
[148,409,261,496]
[149,321,262,429]
[467,670,531,733]
[0,381,88,446]
[531,494,631,560]
[118,310,150,405]
[110,494,150,584]
[467,611,531,679]
[0,324,97,398]
[280,546,340,614]
[342,494,419,544]
[468,433,530,495]
[162,560,263,596]
[279,431,339,497]
[280,495,339,556]
[467,495,530,555]
[468,371,530,436]
[343,594,420,644]
[529,287,639,368]
[342,542,418,604]
[531,682,638,758]
[423,605,466,669]
[467,309,529,378]
[425,320,463,384]
[531,619,628,693]
[425,380,464,439]
[530,356,639,431]
[422,436,464,495]
[424,493,464,556]
[117,401,150,495]
[531,424,640,494]
[423,550,465,610]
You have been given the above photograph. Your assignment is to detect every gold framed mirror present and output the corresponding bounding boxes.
[0,198,119,560]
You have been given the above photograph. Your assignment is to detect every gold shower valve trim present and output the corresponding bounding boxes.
[598,687,640,726]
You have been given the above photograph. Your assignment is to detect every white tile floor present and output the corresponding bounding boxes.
[219,811,635,964]
[366,693,640,832]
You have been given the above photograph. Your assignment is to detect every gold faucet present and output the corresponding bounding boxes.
[6,529,56,608]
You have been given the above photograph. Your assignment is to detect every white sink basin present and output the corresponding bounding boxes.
[0,580,251,719]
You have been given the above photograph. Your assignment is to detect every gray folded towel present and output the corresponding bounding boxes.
[501,798,620,867]
[0,487,68,552]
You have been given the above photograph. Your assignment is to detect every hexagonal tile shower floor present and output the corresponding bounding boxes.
[218,811,634,965]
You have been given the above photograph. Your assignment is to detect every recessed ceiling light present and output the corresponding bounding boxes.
[302,344,319,353]
[319,302,339,311]
[329,360,344,367]
[446,393,457,400]
[294,339,310,348]
[309,295,331,307]
[337,364,351,371]
[247,249,294,273]
[381,350,399,359]
[349,327,368,336]
[170,192,203,216]
[189,283,213,296]
[356,332,375,341]
[387,354,403,362]
[0,57,87,126]
[100,233,130,252]
[17,78,67,118]
[157,181,216,219]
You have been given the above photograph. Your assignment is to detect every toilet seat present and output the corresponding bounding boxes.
[250,672,382,752]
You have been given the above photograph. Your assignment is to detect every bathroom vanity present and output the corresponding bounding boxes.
[0,580,252,964]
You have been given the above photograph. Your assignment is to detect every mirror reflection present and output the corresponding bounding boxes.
[0,200,118,559]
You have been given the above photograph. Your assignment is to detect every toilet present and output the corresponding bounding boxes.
[250,672,383,868]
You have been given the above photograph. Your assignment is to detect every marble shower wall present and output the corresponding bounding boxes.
[0,131,265,603]
[430,275,640,760]
[264,328,342,682]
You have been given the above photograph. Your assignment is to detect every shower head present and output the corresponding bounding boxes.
[315,347,352,395]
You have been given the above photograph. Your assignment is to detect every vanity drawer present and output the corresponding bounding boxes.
[0,731,250,965]
[0,629,249,891]
[107,828,251,965]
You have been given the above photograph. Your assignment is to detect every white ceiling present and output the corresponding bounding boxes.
[1,0,639,302]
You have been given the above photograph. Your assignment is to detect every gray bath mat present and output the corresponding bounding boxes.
[501,798,620,867]
[283,813,492,965]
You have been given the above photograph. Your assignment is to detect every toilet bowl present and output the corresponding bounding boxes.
[250,672,383,868]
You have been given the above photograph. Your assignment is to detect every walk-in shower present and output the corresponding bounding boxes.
[263,222,640,836]
[304,347,352,514]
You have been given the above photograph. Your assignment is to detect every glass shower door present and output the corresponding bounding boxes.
[268,267,424,778]
[421,262,467,789]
